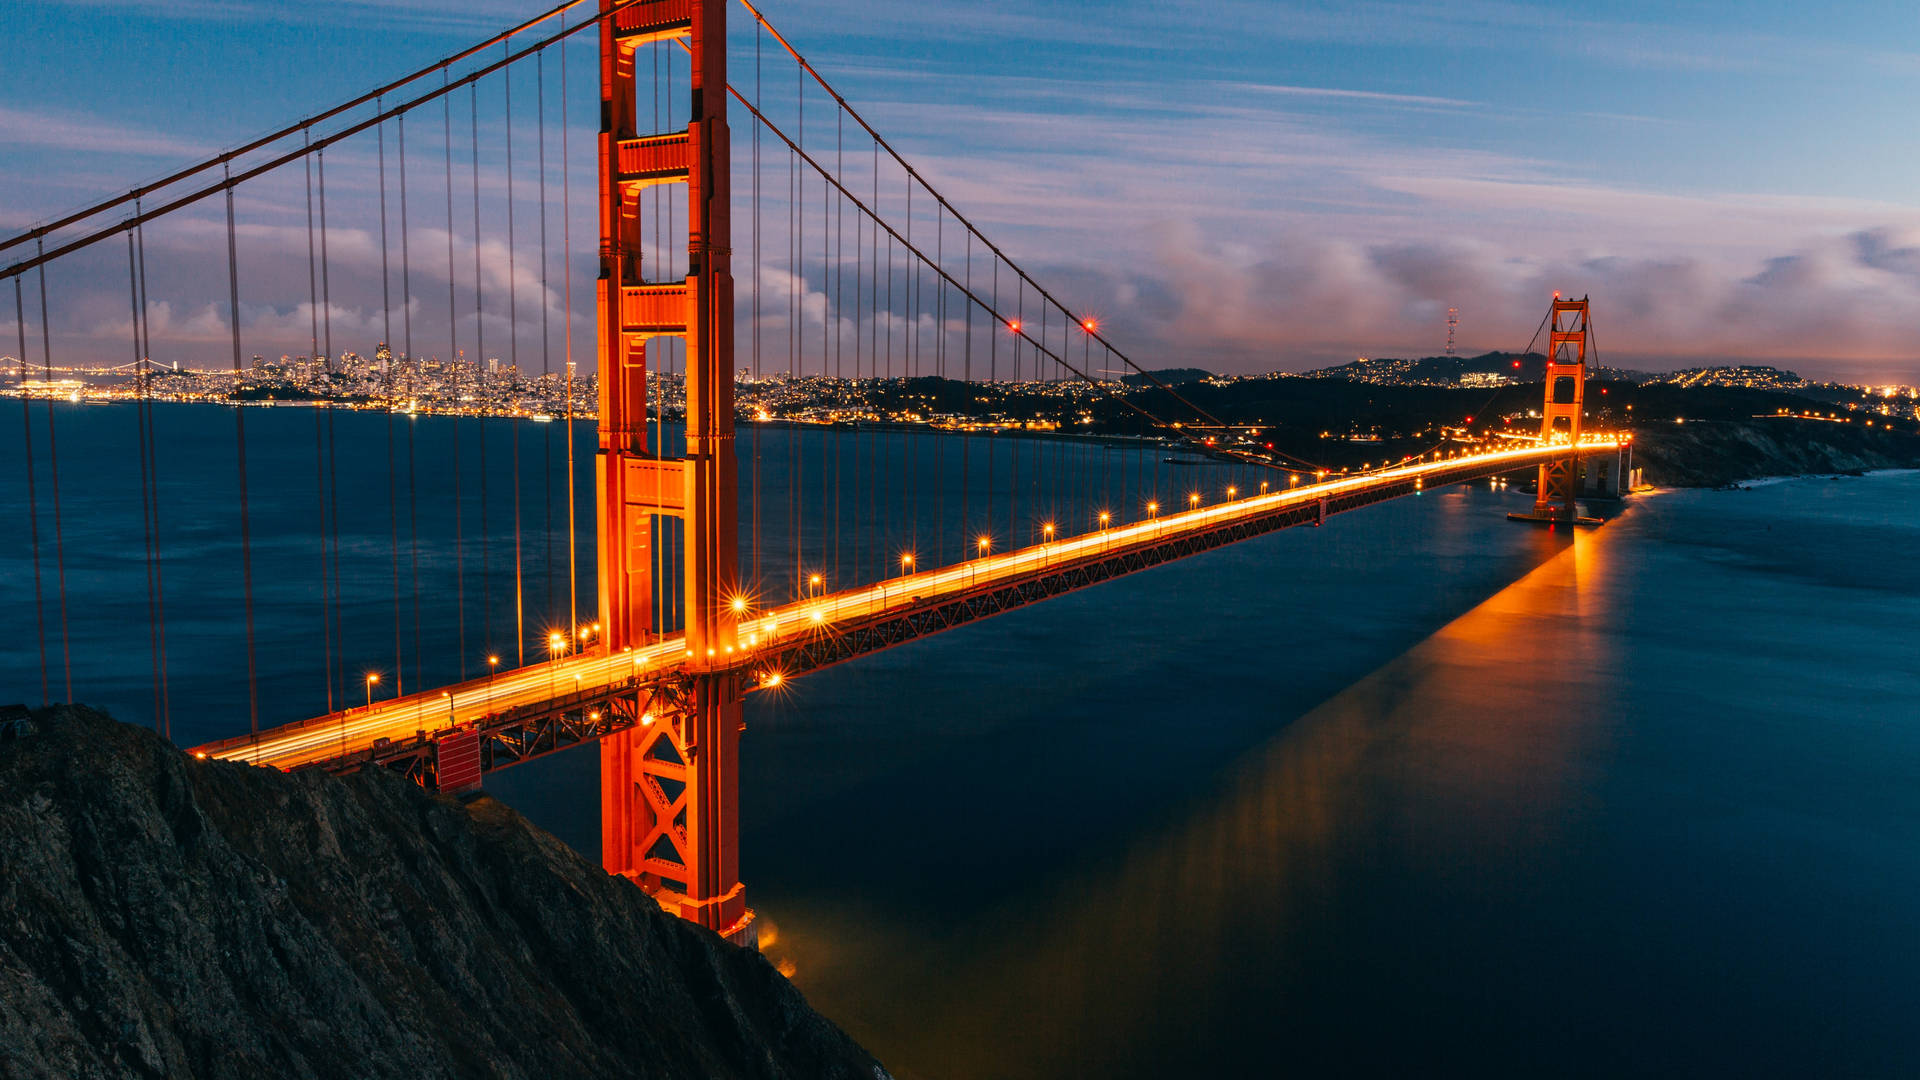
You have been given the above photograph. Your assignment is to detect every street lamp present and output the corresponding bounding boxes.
[487,654,499,712]
[365,672,380,710]
[441,691,454,728]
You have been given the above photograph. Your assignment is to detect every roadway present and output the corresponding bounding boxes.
[195,437,1622,771]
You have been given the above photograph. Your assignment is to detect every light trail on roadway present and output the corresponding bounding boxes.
[195,438,1621,771]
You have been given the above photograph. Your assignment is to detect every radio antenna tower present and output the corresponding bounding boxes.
[1446,307,1460,356]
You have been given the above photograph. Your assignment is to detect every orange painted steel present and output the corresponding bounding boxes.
[594,0,749,942]
[1533,296,1590,521]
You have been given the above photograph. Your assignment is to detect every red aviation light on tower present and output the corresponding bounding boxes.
[1082,317,1097,332]
[1007,318,1022,334]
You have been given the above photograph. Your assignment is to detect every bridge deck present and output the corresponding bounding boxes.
[194,439,1622,773]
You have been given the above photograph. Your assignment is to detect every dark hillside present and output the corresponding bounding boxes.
[0,706,885,1080]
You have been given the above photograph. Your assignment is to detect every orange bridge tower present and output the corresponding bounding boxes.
[595,0,750,943]
[1511,295,1602,526]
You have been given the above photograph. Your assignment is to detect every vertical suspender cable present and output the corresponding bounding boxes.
[400,114,423,693]
[850,125,863,583]
[831,110,842,588]
[128,232,161,732]
[304,151,334,714]
[872,139,881,570]
[561,23,580,642]
[903,176,913,564]
[750,21,762,593]
[445,76,467,681]
[377,110,403,697]
[932,206,944,558]
[471,85,491,658]
[795,67,805,597]
[16,277,49,707]
[35,240,72,703]
[135,212,170,736]
[505,59,526,665]
[319,152,345,709]
[962,228,971,544]
[537,49,556,627]
[224,168,259,732]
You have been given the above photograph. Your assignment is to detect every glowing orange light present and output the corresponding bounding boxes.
[1082,318,1097,332]
[1008,319,1022,333]
[731,596,748,613]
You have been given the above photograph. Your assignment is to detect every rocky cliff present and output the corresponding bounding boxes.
[1629,419,1920,488]
[0,706,886,1080]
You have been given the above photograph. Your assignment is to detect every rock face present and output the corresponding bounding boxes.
[1631,420,1920,487]
[0,706,886,1080]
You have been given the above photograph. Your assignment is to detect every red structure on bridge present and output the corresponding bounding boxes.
[594,0,751,942]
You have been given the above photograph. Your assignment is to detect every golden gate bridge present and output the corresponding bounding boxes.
[2,0,1625,946]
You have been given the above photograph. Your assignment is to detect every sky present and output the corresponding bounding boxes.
[6,0,1920,384]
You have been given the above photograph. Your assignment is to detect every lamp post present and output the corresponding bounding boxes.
[441,691,454,729]
[486,654,499,713]
[548,632,564,697]
[365,672,379,710]
[974,535,990,587]
[890,552,914,608]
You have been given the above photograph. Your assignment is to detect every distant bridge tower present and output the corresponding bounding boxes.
[596,0,750,942]
[1513,294,1594,524]
[1445,306,1459,356]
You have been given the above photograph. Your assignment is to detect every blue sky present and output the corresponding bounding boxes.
[6,0,1920,382]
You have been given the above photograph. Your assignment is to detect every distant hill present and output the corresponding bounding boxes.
[1120,367,1212,387]
[1303,351,1655,386]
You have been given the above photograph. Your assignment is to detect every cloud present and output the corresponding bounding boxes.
[0,105,212,159]
[1121,227,1920,374]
